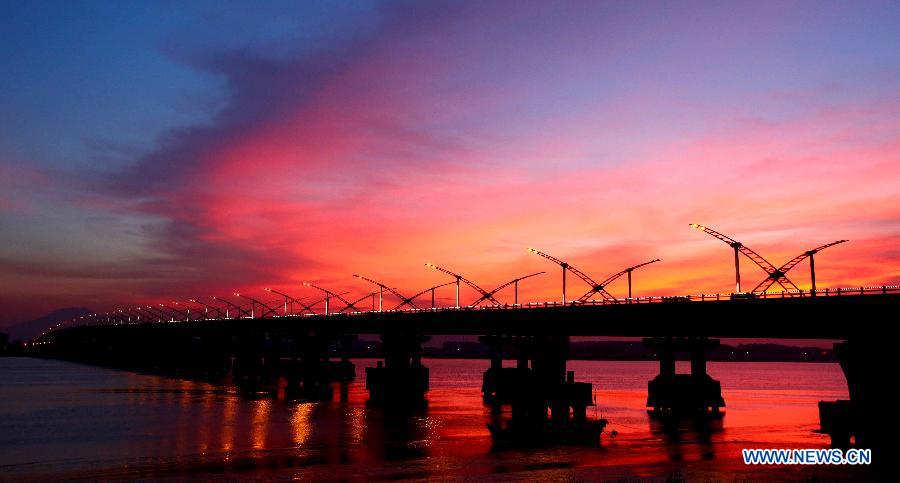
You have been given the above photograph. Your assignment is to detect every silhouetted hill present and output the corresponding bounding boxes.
[4,307,91,342]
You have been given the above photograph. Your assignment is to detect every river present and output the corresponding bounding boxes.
[0,357,872,480]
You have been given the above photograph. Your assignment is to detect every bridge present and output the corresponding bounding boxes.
[35,286,899,339]
[28,225,896,456]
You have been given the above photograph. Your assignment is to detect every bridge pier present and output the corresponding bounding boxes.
[365,334,430,404]
[480,335,604,445]
[284,334,356,400]
[480,335,533,406]
[818,339,888,459]
[179,335,232,380]
[231,334,280,395]
[644,337,724,415]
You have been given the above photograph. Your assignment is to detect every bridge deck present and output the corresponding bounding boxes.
[39,293,897,341]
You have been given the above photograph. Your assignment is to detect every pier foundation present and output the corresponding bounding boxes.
[365,334,430,403]
[643,336,724,414]
[480,335,603,445]
[231,334,280,394]
[284,334,356,400]
[818,338,888,459]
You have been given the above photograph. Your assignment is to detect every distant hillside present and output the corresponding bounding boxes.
[4,307,91,342]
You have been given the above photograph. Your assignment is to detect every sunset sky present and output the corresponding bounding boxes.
[1,0,899,326]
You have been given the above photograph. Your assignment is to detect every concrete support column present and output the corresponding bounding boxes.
[479,334,602,445]
[818,339,888,462]
[284,334,356,401]
[365,333,430,404]
[644,336,723,414]
[690,348,707,377]
[660,351,676,378]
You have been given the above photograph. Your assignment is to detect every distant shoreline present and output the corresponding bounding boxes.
[418,354,838,363]
[4,339,837,363]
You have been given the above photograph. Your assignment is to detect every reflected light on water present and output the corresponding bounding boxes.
[197,383,215,454]
[291,403,314,448]
[251,399,271,450]
[348,407,365,444]
[0,358,869,481]
[221,392,237,454]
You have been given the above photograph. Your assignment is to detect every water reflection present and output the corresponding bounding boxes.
[363,403,432,462]
[290,403,314,447]
[0,358,860,480]
[251,399,271,450]
[198,381,218,455]
[221,391,238,454]
[648,412,723,461]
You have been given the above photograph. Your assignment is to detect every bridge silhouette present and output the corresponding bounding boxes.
[30,224,895,455]
[32,224,858,327]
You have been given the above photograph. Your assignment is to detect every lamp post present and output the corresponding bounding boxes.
[188,299,224,318]
[234,293,273,318]
[264,288,309,316]
[425,263,461,308]
[354,275,388,312]
[528,248,568,304]
[212,296,244,318]
[732,242,742,293]
[303,282,338,315]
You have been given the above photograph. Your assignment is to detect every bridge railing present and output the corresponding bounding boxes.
[34,285,900,337]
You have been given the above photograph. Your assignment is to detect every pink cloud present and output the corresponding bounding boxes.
[6,2,898,324]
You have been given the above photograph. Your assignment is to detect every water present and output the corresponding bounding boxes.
[0,357,870,480]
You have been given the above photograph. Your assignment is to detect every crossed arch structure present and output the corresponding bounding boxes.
[392,281,456,310]
[303,282,365,314]
[266,288,336,315]
[268,288,351,315]
[235,293,281,318]
[338,290,382,313]
[425,263,500,306]
[468,271,545,306]
[527,248,660,302]
[354,275,424,311]
[211,296,250,318]
[689,224,847,294]
[187,299,226,318]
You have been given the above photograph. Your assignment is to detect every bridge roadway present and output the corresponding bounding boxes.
[38,292,897,341]
[269,293,892,340]
[32,291,895,459]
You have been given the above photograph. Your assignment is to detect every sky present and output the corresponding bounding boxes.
[1,0,899,328]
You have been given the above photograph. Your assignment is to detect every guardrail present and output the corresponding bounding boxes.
[33,285,900,340]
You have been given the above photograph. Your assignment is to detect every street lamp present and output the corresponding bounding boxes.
[354,275,387,312]
[264,288,309,316]
[303,283,363,314]
[212,296,244,318]
[234,292,273,318]
[303,282,334,315]
[425,263,461,308]
[188,299,224,318]
[527,248,569,303]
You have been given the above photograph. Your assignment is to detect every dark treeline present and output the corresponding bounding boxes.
[3,334,836,362]
[348,340,836,363]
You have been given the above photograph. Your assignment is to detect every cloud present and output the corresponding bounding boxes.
[3,0,899,324]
